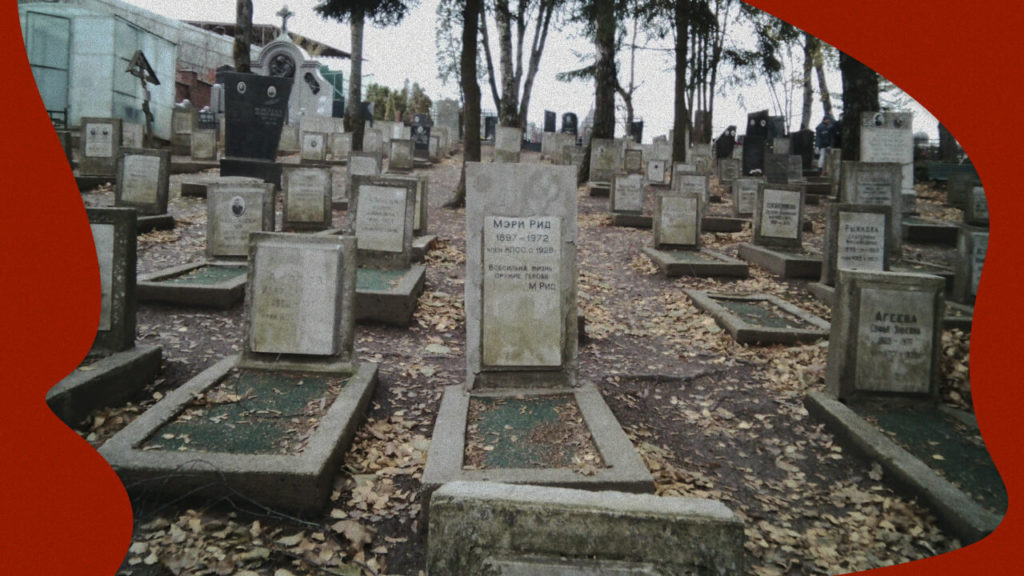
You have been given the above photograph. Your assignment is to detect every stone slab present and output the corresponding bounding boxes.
[350,175,417,270]
[753,184,804,248]
[412,234,437,262]
[47,345,161,427]
[79,117,122,177]
[610,213,652,228]
[737,243,822,279]
[642,247,749,278]
[220,158,283,190]
[355,264,426,327]
[87,208,137,356]
[136,214,176,234]
[115,148,170,216]
[685,290,829,345]
[206,182,276,260]
[427,480,743,575]
[282,165,333,231]
[701,216,747,233]
[422,385,655,503]
[98,356,378,515]
[902,218,960,245]
[137,261,248,308]
[805,391,1000,545]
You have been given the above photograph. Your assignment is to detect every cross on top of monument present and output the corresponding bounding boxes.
[277,4,294,33]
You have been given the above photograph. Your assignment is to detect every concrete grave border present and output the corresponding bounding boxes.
[737,243,822,279]
[48,345,161,427]
[137,261,248,308]
[422,384,655,503]
[685,290,830,345]
[902,217,960,245]
[354,264,427,327]
[98,356,378,515]
[642,247,749,278]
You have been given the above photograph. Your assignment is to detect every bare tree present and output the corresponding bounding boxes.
[444,0,483,208]
[233,0,253,72]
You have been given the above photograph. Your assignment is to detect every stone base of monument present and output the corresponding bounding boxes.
[901,191,918,216]
[685,290,829,345]
[136,213,176,234]
[642,247,749,278]
[220,158,282,190]
[355,265,427,326]
[331,196,349,211]
[47,345,162,427]
[588,182,610,197]
[412,234,437,262]
[902,217,960,245]
[803,180,835,199]
[804,391,1002,545]
[414,158,432,169]
[893,260,955,295]
[428,481,745,575]
[737,243,822,279]
[610,212,652,228]
[701,216,747,233]
[422,385,655,506]
[169,156,219,175]
[806,282,836,307]
[98,356,379,515]
[138,261,248,308]
[74,174,115,191]
[179,175,265,199]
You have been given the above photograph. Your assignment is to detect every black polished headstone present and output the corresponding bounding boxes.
[790,129,815,169]
[484,116,497,141]
[561,112,578,135]
[217,71,293,161]
[767,116,787,143]
[630,120,644,144]
[411,113,432,153]
[742,136,766,176]
[715,126,736,159]
[746,110,770,139]
[544,110,556,133]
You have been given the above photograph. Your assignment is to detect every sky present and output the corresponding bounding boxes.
[123,0,939,142]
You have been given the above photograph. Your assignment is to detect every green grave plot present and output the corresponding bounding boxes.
[138,263,247,308]
[685,291,830,345]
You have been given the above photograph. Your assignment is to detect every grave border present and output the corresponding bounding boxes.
[642,247,749,279]
[354,264,427,327]
[737,243,822,279]
[137,261,248,308]
[684,290,830,344]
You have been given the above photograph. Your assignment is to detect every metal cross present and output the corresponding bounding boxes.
[276,5,294,33]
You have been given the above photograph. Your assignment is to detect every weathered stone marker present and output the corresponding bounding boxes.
[732,177,760,217]
[654,193,701,249]
[282,165,332,231]
[672,172,710,204]
[115,148,170,216]
[753,183,804,248]
[206,181,276,259]
[860,111,915,214]
[954,227,987,305]
[388,138,415,173]
[79,117,123,177]
[964,186,989,227]
[299,131,328,163]
[610,173,644,214]
[495,126,522,163]
[840,161,903,252]
[820,203,891,286]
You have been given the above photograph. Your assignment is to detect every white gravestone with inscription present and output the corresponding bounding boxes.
[733,178,759,217]
[646,160,666,185]
[116,149,169,215]
[355,186,408,253]
[206,183,275,259]
[654,194,700,249]
[836,211,887,271]
[482,216,562,367]
[283,166,331,230]
[611,174,644,213]
[840,162,903,252]
[673,173,709,204]
[300,131,327,162]
[860,111,914,213]
[755,186,802,246]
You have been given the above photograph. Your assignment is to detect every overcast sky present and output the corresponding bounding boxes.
[124,0,938,140]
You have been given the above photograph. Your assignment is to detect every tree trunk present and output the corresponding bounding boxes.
[839,50,879,161]
[579,0,617,185]
[346,11,365,151]
[672,1,689,163]
[446,0,482,208]
[517,0,555,128]
[800,32,815,130]
[479,11,502,113]
[814,45,833,116]
[495,0,520,127]
[233,0,253,73]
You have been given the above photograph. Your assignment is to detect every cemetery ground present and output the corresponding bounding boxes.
[76,150,987,576]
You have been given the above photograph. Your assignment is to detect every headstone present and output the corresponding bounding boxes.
[282,166,332,231]
[673,172,710,204]
[646,159,666,185]
[589,138,620,183]
[964,186,989,226]
[363,127,384,155]
[277,125,300,153]
[122,122,144,149]
[86,207,137,356]
[544,110,556,132]
[171,107,197,155]
[428,135,440,162]
[190,129,218,161]
[825,148,842,183]
[741,135,766,176]
[671,162,696,184]
[946,171,980,208]
[388,138,415,172]
[349,175,417,270]
[484,117,498,140]
[732,178,760,217]
[218,71,292,162]
[206,181,276,259]
[330,132,353,160]
[717,158,740,184]
[610,174,644,214]
[790,129,815,169]
[115,148,170,216]
[79,117,123,177]
[561,113,578,135]
[435,99,461,141]
[692,154,712,176]
[764,153,790,184]
[300,131,328,163]
[753,183,804,248]
[860,111,914,214]
[826,270,944,400]
[820,203,891,286]
[299,115,345,136]
[954,227,988,305]
[746,110,770,138]
[411,113,433,157]
[654,193,701,249]
[840,161,903,252]
[623,149,644,175]
[772,137,791,155]
[495,127,522,163]
[787,155,804,182]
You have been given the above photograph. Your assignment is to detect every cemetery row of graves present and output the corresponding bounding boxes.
[57,95,1000,575]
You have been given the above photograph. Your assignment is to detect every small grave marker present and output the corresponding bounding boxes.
[732,178,759,217]
[282,165,332,231]
[388,138,415,172]
[495,127,522,163]
[206,181,276,259]
[610,174,644,214]
[79,117,123,177]
[115,148,170,216]
[654,193,701,249]
[300,131,327,163]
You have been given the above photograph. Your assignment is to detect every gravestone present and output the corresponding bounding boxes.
[299,115,345,136]
[115,148,170,216]
[673,172,710,204]
[122,123,144,149]
[954,227,987,305]
[435,99,461,141]
[382,173,436,260]
[860,111,915,214]
[411,114,433,158]
[495,127,522,163]
[717,158,740,185]
[840,161,903,253]
[590,138,620,184]
[610,174,644,214]
[826,270,944,400]
[964,186,989,227]
[171,107,197,155]
[646,159,666,185]
[772,137,791,155]
[300,131,328,163]
[787,155,804,182]
[48,208,161,425]
[623,149,644,175]
[277,124,300,154]
[732,177,760,217]
[363,127,384,155]
[741,135,765,176]
[388,138,415,173]
[206,181,276,259]
[345,151,382,206]
[752,183,803,248]
[790,129,815,169]
[764,153,790,184]
[820,203,891,286]
[692,153,712,175]
[946,171,980,208]
[654,193,701,249]
[428,135,440,162]
[282,166,332,231]
[330,132,353,160]
[544,110,557,132]
[218,71,293,186]
[79,117,123,177]
[671,162,696,185]
[190,129,218,161]
[561,112,578,135]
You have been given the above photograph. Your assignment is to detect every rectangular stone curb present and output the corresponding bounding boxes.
[804,390,1002,544]
[642,247,749,278]
[412,234,437,262]
[47,345,162,427]
[137,214,176,234]
[806,282,835,308]
[588,182,611,197]
[902,217,961,245]
[169,159,220,175]
[685,290,829,345]
[422,384,654,507]
[610,213,652,229]
[138,261,247,308]
[99,356,378,516]
[738,242,822,278]
[355,264,427,327]
[701,216,747,233]
[428,481,745,575]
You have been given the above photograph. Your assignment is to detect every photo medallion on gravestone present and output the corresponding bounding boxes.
[217,70,293,187]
